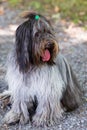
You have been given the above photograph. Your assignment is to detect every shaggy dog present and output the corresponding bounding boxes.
[0,12,81,126]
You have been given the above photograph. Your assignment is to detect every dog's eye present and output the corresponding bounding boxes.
[45,42,54,49]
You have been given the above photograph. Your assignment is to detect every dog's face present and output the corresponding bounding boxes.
[16,12,59,72]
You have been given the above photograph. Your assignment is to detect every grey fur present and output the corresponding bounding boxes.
[0,49,81,126]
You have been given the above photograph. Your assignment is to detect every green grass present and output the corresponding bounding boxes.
[8,0,87,26]
[8,0,22,7]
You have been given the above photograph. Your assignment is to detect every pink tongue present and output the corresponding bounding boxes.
[42,49,50,62]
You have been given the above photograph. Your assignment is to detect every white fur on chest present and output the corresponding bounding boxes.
[6,53,65,104]
[26,65,64,100]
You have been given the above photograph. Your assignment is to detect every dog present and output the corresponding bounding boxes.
[0,12,81,126]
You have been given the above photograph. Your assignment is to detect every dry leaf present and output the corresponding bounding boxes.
[0,6,4,15]
[54,6,60,13]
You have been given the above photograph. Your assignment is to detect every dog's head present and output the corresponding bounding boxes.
[16,12,59,72]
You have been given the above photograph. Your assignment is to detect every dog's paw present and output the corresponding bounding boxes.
[0,91,11,108]
[32,106,63,127]
[2,110,20,125]
[32,112,49,127]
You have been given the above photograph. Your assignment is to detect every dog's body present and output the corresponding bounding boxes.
[0,12,81,126]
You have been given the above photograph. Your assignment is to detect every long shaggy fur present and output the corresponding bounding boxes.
[0,12,81,126]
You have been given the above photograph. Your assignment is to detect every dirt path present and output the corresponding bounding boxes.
[0,4,87,130]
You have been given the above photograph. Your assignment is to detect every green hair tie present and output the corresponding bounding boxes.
[35,15,40,20]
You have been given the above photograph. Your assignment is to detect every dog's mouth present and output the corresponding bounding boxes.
[41,42,55,62]
[41,49,51,62]
[40,41,58,64]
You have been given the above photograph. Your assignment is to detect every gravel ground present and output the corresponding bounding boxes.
[0,3,87,130]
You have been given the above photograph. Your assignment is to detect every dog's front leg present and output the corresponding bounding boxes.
[1,89,30,125]
[3,99,30,125]
[0,91,20,125]
[32,96,64,127]
[32,99,51,127]
[32,99,57,127]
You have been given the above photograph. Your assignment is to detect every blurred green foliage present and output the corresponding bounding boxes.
[8,0,87,26]
[8,0,22,6]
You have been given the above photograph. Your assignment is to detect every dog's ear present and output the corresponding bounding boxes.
[15,23,33,73]
[57,55,82,111]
